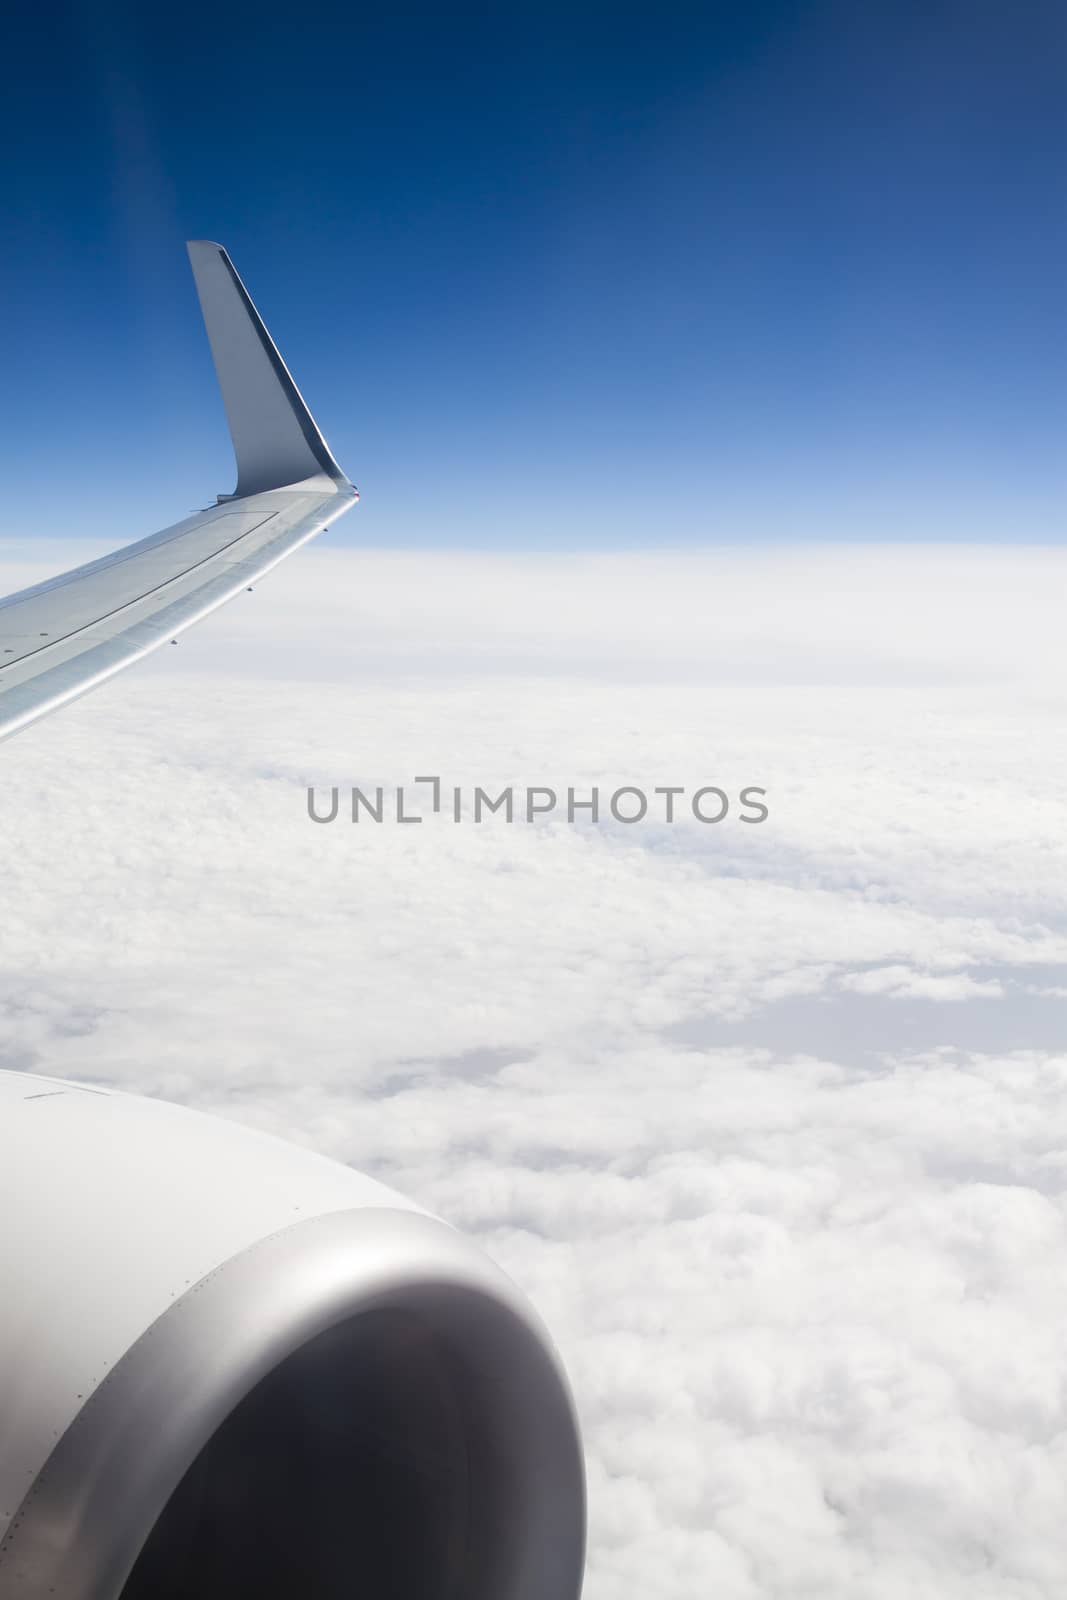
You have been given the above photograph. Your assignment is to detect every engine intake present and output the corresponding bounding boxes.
[0,1075,585,1599]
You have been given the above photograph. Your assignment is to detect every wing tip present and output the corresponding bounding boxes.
[186,241,350,497]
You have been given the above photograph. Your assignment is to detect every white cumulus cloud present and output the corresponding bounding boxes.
[3,540,1067,1597]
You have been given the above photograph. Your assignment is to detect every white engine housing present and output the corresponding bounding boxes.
[0,1070,585,1598]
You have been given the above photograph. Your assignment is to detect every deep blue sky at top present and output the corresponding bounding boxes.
[2,0,1065,547]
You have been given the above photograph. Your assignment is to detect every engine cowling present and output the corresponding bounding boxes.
[0,1070,585,1598]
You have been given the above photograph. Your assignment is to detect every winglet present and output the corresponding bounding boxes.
[186,240,349,498]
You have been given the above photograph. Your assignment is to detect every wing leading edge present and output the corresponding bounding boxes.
[0,241,358,745]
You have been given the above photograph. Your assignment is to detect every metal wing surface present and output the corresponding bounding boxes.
[0,241,357,744]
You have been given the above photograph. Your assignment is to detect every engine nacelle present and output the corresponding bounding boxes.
[0,1070,585,1598]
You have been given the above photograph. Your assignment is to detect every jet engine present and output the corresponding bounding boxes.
[0,1070,585,1599]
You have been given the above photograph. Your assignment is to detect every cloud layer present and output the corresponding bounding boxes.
[3,542,1067,1596]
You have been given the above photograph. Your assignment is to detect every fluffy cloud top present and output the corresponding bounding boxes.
[3,541,1067,1597]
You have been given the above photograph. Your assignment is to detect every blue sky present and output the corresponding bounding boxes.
[3,0,1065,547]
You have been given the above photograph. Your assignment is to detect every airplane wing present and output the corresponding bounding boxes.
[0,240,358,745]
